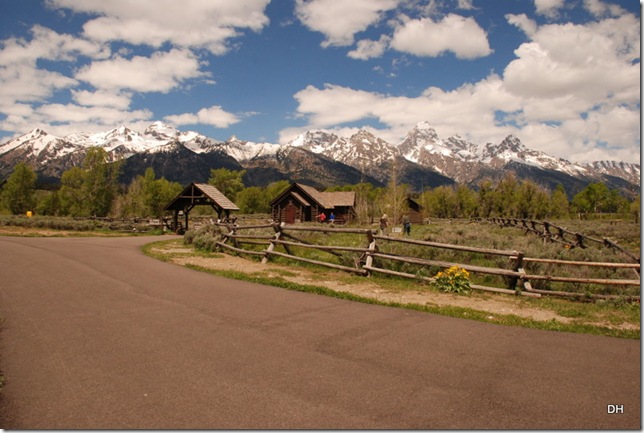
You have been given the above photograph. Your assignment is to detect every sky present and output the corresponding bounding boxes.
[0,0,640,164]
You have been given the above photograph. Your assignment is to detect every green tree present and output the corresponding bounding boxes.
[208,168,246,201]
[423,186,458,218]
[0,162,37,214]
[82,147,121,216]
[455,184,478,219]
[572,182,610,215]
[236,186,268,214]
[59,166,86,216]
[58,148,121,217]
[549,184,570,218]
[516,180,549,219]
[112,168,182,217]
[492,173,519,217]
[476,179,495,218]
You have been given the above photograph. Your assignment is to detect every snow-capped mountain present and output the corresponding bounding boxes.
[290,129,398,179]
[0,121,639,196]
[218,135,279,162]
[581,160,640,186]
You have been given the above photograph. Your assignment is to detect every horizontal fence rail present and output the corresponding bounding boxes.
[199,221,640,302]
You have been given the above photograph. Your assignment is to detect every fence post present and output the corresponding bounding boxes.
[509,252,524,293]
[262,223,282,264]
[364,230,377,276]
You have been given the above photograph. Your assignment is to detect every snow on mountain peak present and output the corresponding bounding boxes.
[144,121,180,139]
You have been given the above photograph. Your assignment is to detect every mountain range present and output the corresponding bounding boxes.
[0,121,639,198]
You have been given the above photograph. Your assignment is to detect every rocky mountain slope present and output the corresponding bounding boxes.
[0,121,639,197]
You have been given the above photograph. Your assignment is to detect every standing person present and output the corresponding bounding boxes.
[402,213,411,236]
[379,214,388,236]
[318,212,326,223]
[329,212,335,224]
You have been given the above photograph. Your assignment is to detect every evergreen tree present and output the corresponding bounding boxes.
[0,162,37,214]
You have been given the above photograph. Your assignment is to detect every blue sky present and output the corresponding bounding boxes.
[0,0,640,164]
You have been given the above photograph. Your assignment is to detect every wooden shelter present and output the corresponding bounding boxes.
[164,182,239,233]
[270,183,356,224]
[401,197,424,224]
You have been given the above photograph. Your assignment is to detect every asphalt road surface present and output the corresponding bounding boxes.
[0,235,639,429]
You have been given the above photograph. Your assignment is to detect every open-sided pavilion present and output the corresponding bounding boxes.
[164,182,239,233]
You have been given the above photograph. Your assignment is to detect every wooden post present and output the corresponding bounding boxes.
[509,252,524,293]
[364,230,377,277]
[262,223,284,264]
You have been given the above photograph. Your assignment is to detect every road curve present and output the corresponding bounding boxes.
[0,235,639,429]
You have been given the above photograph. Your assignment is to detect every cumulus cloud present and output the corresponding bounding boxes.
[583,0,627,18]
[390,14,492,59]
[282,76,521,145]
[47,0,271,55]
[295,0,400,47]
[71,89,132,109]
[165,105,241,129]
[348,35,391,60]
[75,49,208,93]
[504,14,640,105]
[534,0,565,18]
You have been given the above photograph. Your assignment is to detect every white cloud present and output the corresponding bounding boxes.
[295,0,400,47]
[390,14,492,59]
[505,14,537,37]
[0,101,153,137]
[0,25,108,66]
[47,0,271,55]
[0,63,77,107]
[348,35,391,60]
[534,0,565,18]
[71,89,132,109]
[583,0,627,18]
[504,14,640,104]
[165,105,241,128]
[282,76,522,145]
[75,49,207,93]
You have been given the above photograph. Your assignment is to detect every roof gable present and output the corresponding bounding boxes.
[164,182,240,211]
[269,183,355,209]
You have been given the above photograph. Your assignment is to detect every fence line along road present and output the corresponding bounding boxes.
[200,221,640,302]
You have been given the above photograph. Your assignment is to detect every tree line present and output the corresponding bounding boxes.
[0,150,639,223]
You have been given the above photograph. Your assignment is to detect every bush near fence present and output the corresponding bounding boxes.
[184,220,640,302]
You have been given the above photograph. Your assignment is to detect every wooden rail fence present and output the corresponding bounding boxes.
[204,222,640,302]
[488,217,640,265]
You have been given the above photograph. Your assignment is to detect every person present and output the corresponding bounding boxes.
[402,214,411,236]
[379,214,388,236]
[328,212,335,224]
[318,212,326,223]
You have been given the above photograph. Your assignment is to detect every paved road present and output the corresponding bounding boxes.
[0,236,639,429]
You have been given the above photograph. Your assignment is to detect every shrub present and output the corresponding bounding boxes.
[433,266,471,294]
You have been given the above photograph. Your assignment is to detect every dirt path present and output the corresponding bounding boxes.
[167,249,584,326]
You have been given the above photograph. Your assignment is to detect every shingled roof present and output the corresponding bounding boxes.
[283,183,355,209]
[164,182,240,211]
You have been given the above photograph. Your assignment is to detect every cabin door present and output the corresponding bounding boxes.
[284,203,297,224]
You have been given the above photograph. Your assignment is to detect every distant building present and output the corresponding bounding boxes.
[270,183,356,224]
[164,182,239,233]
[402,197,424,225]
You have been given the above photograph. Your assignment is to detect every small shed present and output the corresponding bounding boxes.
[164,182,239,233]
[401,197,424,224]
[270,183,356,224]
